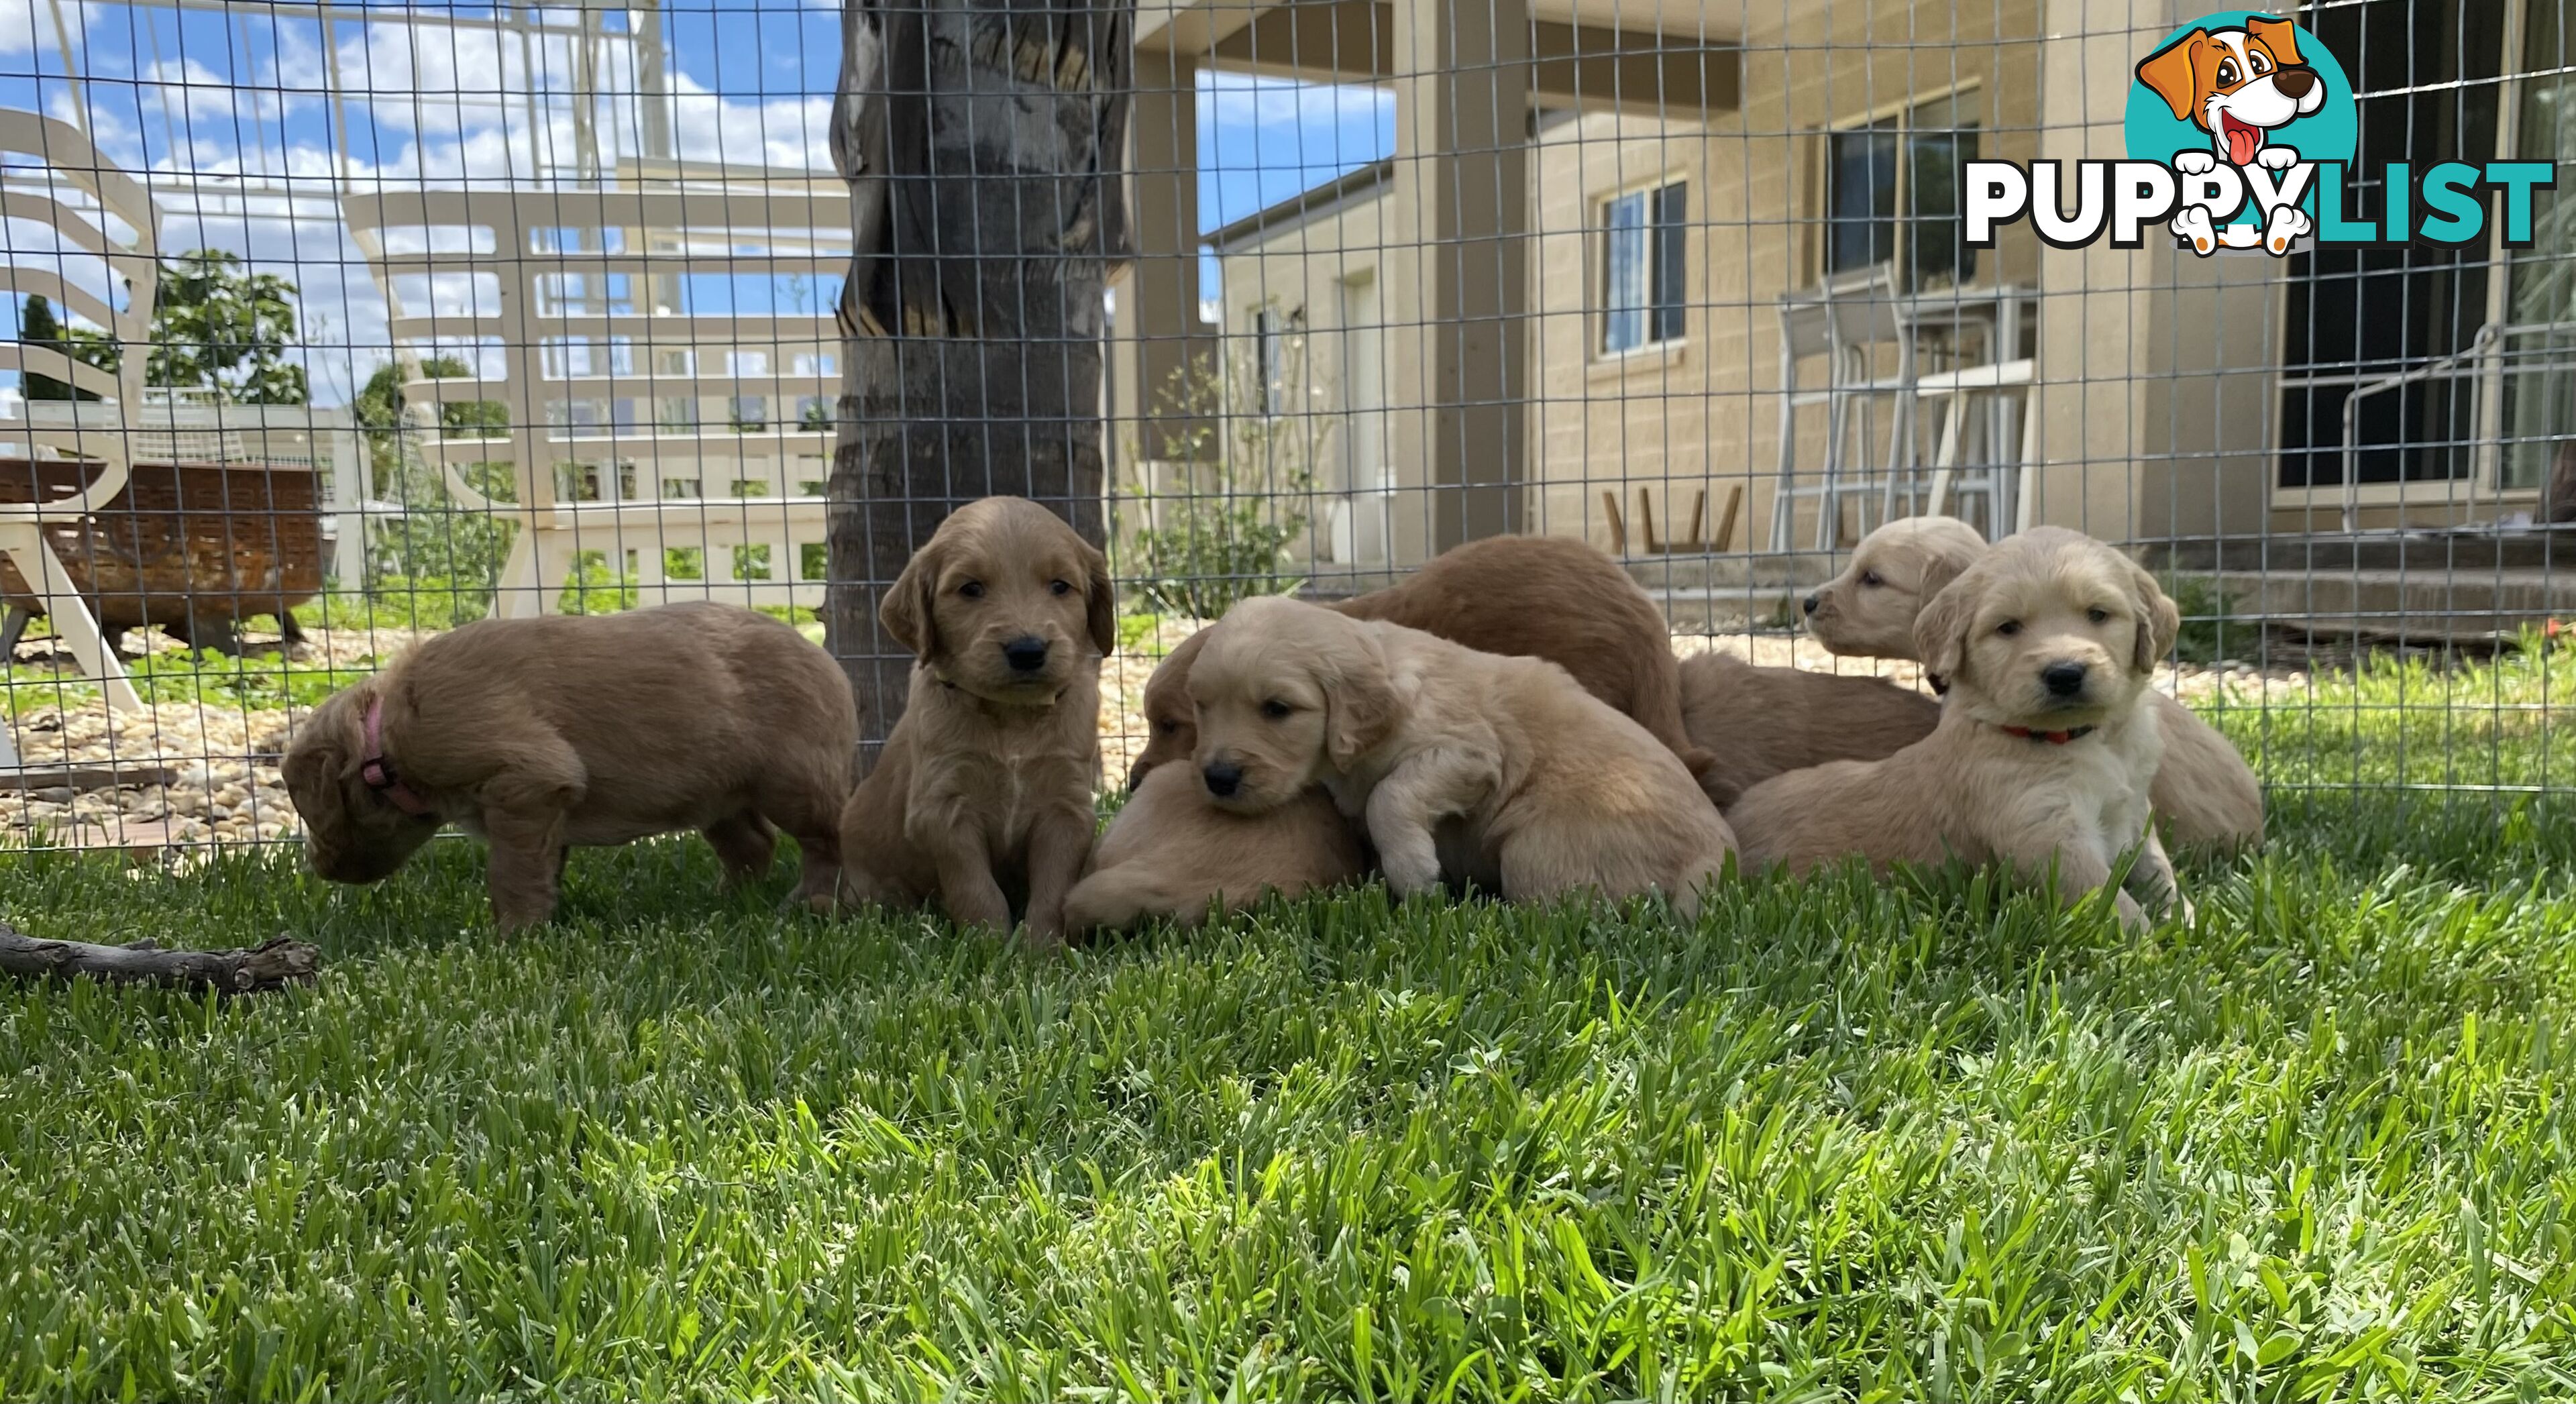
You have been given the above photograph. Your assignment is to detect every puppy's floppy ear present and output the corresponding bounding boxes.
[2135,30,2208,123]
[1324,630,1397,769]
[1915,538,1981,604]
[1081,536,1118,657]
[2246,13,2302,67]
[879,533,944,660]
[1913,574,1980,691]
[2127,560,2182,675]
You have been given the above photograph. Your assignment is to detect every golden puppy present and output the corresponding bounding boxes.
[1126,534,1710,788]
[837,496,1112,945]
[1806,517,2263,850]
[1727,529,2189,930]
[284,602,852,932]
[1678,653,1937,807]
[1190,596,1735,916]
[1062,763,1367,934]
[1802,515,1988,657]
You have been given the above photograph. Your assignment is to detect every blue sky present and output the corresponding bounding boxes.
[0,1,1387,402]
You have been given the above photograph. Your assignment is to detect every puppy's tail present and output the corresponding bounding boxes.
[1061,865,1218,937]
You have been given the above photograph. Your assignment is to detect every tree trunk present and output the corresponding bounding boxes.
[825,0,1133,755]
[1,918,320,993]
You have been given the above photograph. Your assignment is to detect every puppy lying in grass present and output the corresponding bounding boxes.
[1189,596,1735,917]
[1126,533,1711,788]
[284,602,852,932]
[1677,652,1937,807]
[1805,515,2263,850]
[1062,762,1366,935]
[1728,529,2190,931]
[837,496,1112,947]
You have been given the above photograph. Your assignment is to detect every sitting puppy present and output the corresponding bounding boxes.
[1126,533,1711,788]
[284,602,852,932]
[1678,652,1937,807]
[1805,515,2263,850]
[1727,529,2189,931]
[837,496,1111,945]
[1062,762,1367,934]
[1191,596,1735,916]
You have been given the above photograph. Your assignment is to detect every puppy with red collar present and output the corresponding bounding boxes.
[2137,14,2326,254]
[1726,530,2190,931]
[284,603,853,932]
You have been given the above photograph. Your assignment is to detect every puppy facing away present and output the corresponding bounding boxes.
[1727,529,2189,931]
[284,602,852,932]
[1802,515,1988,659]
[1678,653,1938,808]
[1062,762,1367,934]
[1806,517,2264,851]
[1190,596,1735,916]
[837,496,1113,946]
[1127,533,1710,787]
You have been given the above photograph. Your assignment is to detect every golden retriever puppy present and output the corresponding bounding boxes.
[1802,515,1988,657]
[1727,529,2189,931]
[1805,517,2263,850]
[837,496,1112,945]
[1062,762,1367,934]
[284,602,852,932]
[1191,596,1735,916]
[1126,533,1709,787]
[1678,653,1937,807]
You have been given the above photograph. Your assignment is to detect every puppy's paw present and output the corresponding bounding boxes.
[2263,203,2313,255]
[2169,205,2218,256]
[2173,150,2218,176]
[1379,851,1445,899]
[2255,144,2300,171]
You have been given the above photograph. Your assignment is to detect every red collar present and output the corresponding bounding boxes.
[360,696,434,816]
[1999,722,2097,745]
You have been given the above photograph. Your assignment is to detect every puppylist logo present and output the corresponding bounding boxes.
[1963,10,2553,257]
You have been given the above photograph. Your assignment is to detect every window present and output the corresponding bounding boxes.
[1825,95,1979,290]
[661,477,702,499]
[800,543,829,581]
[657,396,697,431]
[730,395,768,431]
[1251,306,1285,417]
[1602,181,1687,355]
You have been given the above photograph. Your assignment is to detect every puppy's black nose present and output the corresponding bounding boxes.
[1202,760,1243,798]
[1801,594,1820,616]
[1002,636,1049,673]
[2042,661,2088,697]
[2273,67,2318,99]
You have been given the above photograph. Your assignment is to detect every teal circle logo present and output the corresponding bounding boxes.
[2124,11,2357,172]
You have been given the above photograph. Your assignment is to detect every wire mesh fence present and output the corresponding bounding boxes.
[0,0,2567,859]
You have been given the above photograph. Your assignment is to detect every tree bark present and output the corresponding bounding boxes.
[0,919,320,993]
[826,0,1133,755]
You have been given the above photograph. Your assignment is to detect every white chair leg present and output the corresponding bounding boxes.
[2015,385,2042,533]
[492,529,540,620]
[3,535,143,712]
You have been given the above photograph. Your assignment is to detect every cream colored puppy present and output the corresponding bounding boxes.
[1062,763,1368,934]
[1807,516,2264,851]
[1802,515,1988,657]
[1728,529,2190,931]
[1189,596,1735,916]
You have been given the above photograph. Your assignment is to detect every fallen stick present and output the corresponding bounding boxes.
[0,919,320,993]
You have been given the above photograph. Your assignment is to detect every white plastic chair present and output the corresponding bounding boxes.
[1770,268,1917,552]
[0,109,152,710]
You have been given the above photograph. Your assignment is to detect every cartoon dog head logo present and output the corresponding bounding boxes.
[2134,15,2326,170]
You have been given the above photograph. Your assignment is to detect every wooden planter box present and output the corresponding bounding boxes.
[1,456,324,650]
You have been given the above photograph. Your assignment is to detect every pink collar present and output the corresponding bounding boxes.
[360,695,433,816]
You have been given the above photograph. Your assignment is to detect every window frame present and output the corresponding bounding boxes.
[1596,177,1690,360]
[1814,82,1984,293]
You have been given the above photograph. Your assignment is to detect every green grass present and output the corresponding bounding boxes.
[1,649,2571,1399]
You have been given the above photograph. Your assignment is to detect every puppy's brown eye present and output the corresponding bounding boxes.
[1996,620,2022,637]
[1860,571,1884,588]
[1260,699,1293,720]
[2249,51,2270,74]
[958,581,985,599]
[1155,720,1179,735]
[1049,580,1073,596]
[2086,607,2110,625]
[2216,59,2239,85]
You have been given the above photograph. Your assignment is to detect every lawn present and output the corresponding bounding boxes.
[2,645,2572,1399]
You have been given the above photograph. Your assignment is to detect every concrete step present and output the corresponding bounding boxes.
[2210,568,2574,641]
[2150,528,2576,574]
